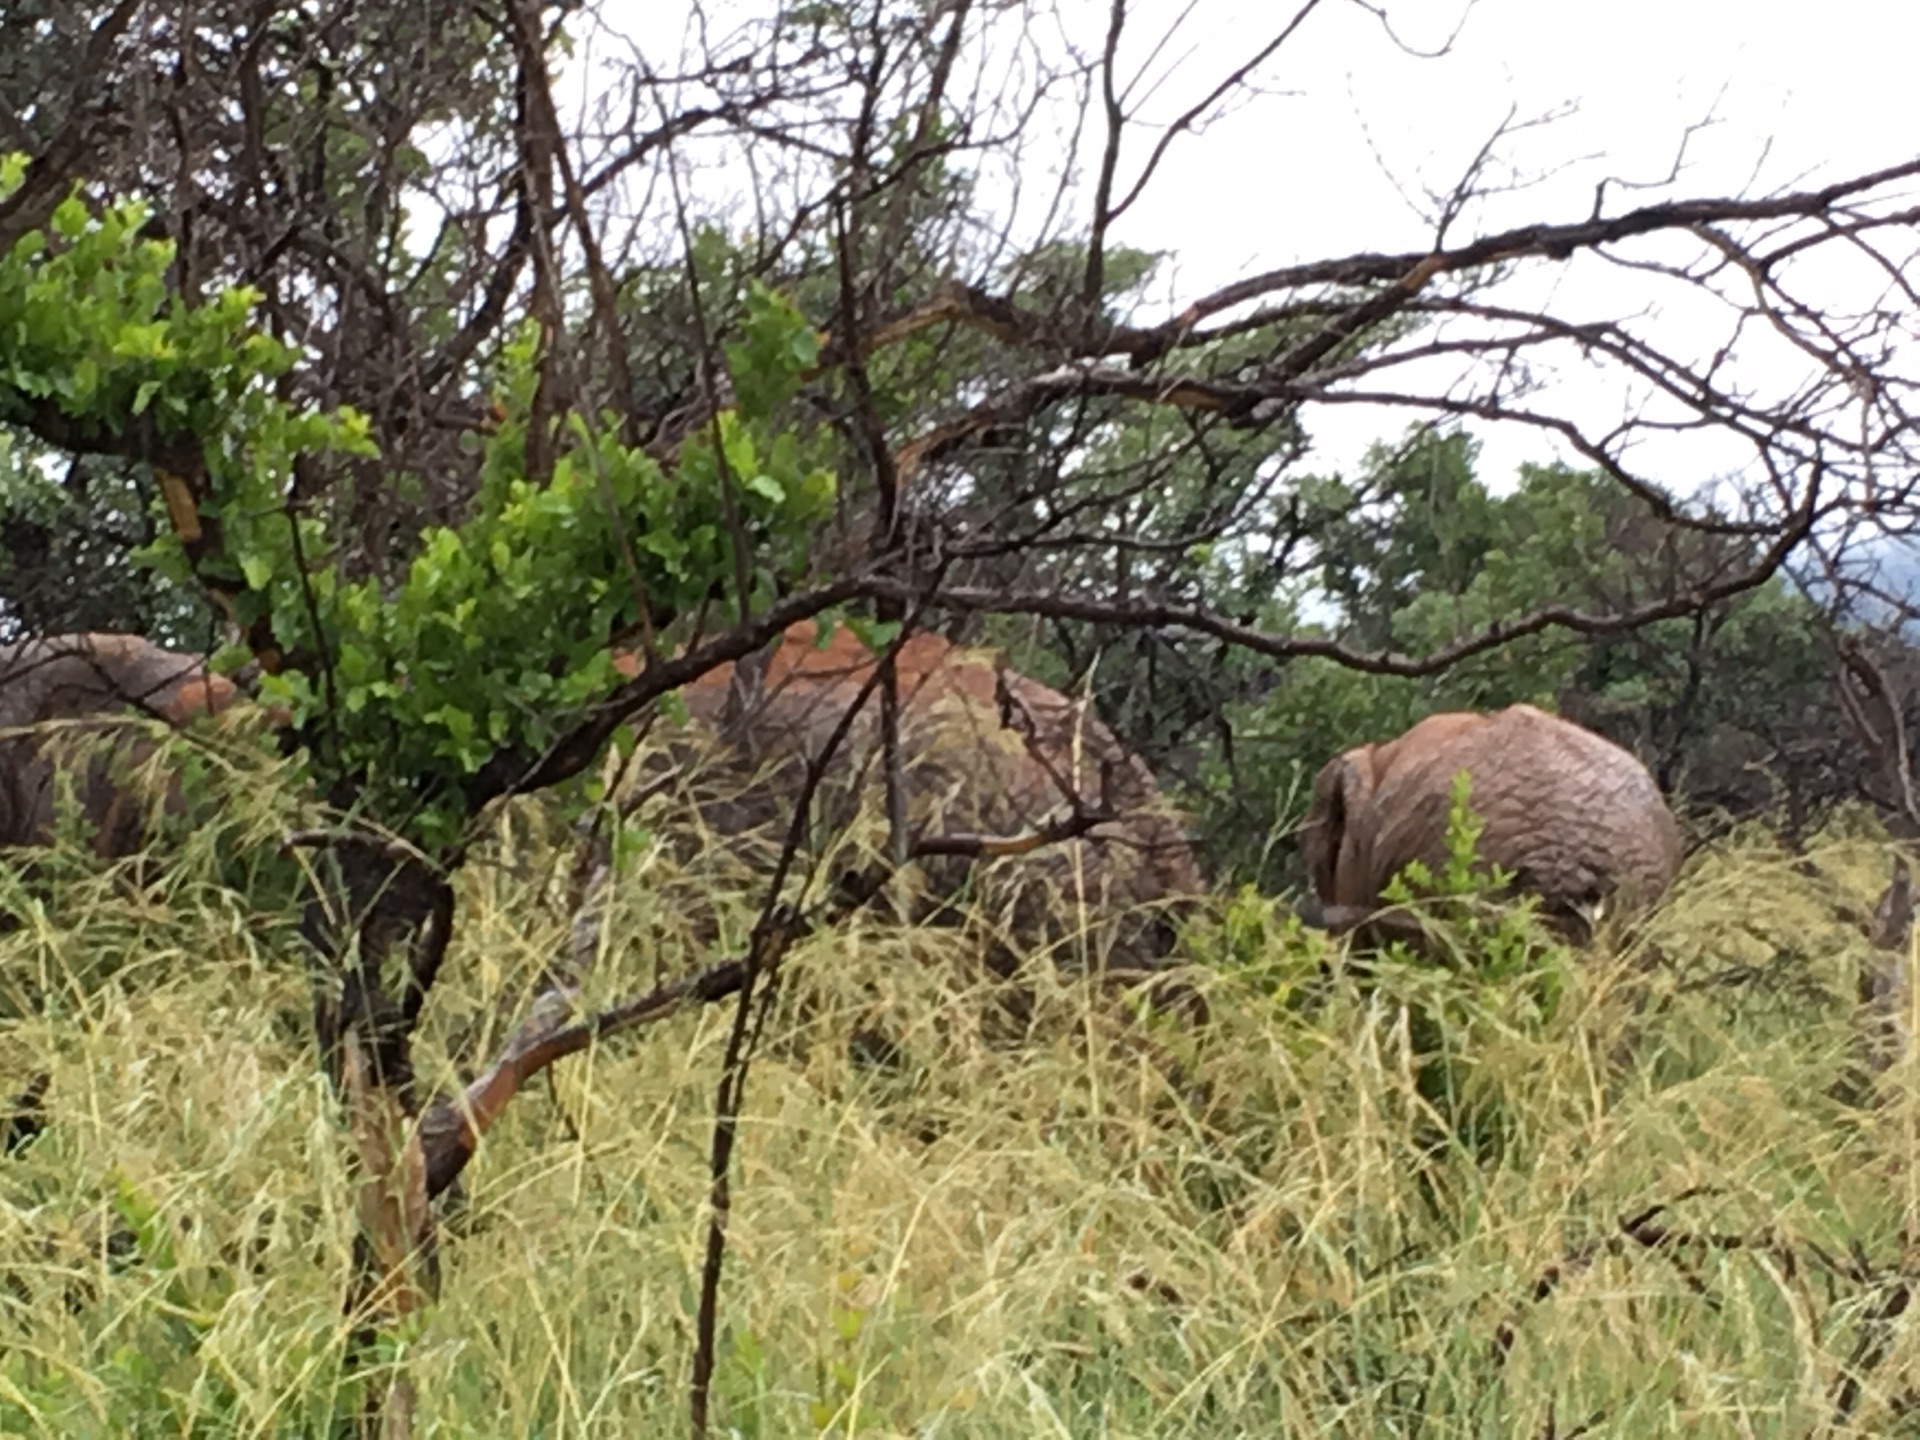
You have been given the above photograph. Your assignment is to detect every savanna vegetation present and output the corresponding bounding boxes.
[1,1,1918,1435]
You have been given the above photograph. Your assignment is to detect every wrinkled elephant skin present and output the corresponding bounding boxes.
[1299,704,1684,942]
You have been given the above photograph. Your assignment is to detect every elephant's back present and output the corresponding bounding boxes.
[1,634,237,727]
[651,621,1205,964]
[1475,706,1681,903]
[1366,703,1682,908]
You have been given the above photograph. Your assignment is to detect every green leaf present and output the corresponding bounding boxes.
[239,554,275,590]
[846,617,901,654]
[50,195,89,239]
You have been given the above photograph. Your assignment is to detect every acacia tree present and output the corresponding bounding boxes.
[2,0,1918,1433]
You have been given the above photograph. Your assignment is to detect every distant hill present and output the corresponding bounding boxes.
[1790,533,1920,633]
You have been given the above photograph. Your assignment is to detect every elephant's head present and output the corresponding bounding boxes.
[1299,704,1684,944]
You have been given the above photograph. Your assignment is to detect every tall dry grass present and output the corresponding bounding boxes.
[0,742,1916,1437]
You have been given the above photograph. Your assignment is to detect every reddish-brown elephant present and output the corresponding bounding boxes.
[619,620,1206,970]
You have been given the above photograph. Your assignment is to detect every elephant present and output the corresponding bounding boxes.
[0,632,243,857]
[0,618,1198,971]
[1297,703,1685,945]
[0,625,1205,971]
[619,619,1207,972]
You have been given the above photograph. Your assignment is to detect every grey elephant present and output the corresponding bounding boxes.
[1297,703,1685,944]
[0,633,243,858]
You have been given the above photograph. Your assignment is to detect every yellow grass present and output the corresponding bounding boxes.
[0,748,1917,1437]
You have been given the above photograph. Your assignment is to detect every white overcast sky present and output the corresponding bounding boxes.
[1093,0,1919,490]
[564,0,1919,497]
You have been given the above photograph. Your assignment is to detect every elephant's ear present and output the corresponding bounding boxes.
[1302,749,1373,902]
